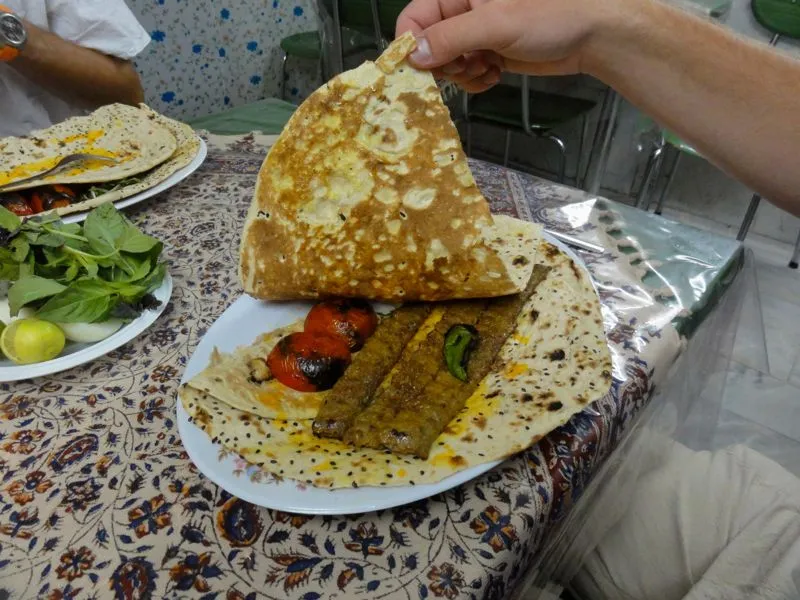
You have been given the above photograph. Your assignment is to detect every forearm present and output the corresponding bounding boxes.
[585,0,800,215]
[12,21,144,109]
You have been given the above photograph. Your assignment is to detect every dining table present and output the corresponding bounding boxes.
[0,130,746,600]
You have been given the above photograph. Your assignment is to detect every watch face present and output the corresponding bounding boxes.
[1,14,25,47]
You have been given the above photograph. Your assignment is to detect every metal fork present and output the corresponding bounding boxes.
[0,153,119,191]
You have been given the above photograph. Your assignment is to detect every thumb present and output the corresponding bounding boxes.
[409,7,507,69]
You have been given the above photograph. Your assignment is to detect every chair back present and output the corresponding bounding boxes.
[320,0,409,39]
[373,0,412,39]
[751,0,800,41]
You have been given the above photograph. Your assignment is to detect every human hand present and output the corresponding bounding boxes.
[396,0,619,92]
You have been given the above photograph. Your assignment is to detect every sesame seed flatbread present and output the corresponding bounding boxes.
[180,234,612,488]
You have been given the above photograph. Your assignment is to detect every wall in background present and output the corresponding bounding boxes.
[127,0,321,121]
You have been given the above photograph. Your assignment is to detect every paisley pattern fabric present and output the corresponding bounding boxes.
[129,0,319,120]
[0,133,739,599]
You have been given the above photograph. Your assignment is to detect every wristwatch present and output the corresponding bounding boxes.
[0,5,26,62]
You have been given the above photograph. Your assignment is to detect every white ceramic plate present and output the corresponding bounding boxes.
[177,234,587,515]
[63,138,207,224]
[0,273,173,382]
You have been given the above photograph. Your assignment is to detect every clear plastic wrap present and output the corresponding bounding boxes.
[507,241,761,598]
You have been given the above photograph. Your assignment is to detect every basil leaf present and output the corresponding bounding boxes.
[35,233,66,248]
[104,280,147,303]
[64,262,80,282]
[42,246,68,267]
[35,280,117,323]
[138,262,166,294]
[18,261,34,279]
[50,221,82,237]
[9,237,29,262]
[117,227,160,254]
[0,206,21,232]
[30,212,60,226]
[84,203,127,255]
[110,256,152,283]
[83,259,99,279]
[0,249,20,281]
[8,276,67,316]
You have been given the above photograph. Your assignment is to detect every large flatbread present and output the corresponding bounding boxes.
[239,33,536,302]
[51,106,202,217]
[181,234,612,488]
[185,319,327,421]
[0,104,177,191]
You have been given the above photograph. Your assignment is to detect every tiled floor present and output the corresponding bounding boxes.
[661,207,800,476]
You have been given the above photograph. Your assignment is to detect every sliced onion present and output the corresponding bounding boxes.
[57,319,124,343]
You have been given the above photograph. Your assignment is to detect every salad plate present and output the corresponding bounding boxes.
[0,273,172,382]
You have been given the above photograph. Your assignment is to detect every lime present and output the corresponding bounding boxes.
[1,319,65,365]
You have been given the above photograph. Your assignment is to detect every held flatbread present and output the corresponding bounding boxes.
[51,106,202,217]
[239,33,536,302]
[0,104,177,191]
[181,234,613,488]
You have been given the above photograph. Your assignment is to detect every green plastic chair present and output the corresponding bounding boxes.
[278,27,376,100]
[462,76,597,184]
[315,0,410,76]
[188,98,297,135]
[636,0,800,253]
[319,0,410,41]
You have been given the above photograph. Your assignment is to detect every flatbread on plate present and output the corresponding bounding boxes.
[239,33,537,302]
[51,105,202,217]
[185,319,327,421]
[0,104,177,191]
[181,235,612,488]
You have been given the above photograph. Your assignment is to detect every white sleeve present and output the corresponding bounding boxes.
[46,0,151,60]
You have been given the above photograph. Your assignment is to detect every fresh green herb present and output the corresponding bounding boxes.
[0,203,165,323]
[80,175,143,201]
[0,208,21,233]
[443,324,479,382]
[8,276,66,316]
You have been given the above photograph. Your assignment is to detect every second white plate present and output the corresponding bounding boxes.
[177,234,589,514]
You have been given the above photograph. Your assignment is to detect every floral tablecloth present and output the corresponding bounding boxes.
[0,133,743,600]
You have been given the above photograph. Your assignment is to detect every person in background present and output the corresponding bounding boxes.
[0,0,150,137]
[395,0,800,597]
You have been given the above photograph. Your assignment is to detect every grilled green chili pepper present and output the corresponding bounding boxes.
[443,324,479,382]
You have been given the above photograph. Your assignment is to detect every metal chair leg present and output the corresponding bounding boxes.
[503,129,512,167]
[577,114,589,188]
[280,50,288,100]
[545,134,567,183]
[332,0,344,75]
[586,90,622,195]
[736,194,761,241]
[789,229,800,269]
[635,144,664,210]
[654,149,681,215]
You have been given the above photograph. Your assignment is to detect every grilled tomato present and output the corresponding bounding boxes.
[29,185,76,213]
[304,298,378,351]
[1,193,33,216]
[267,331,352,392]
